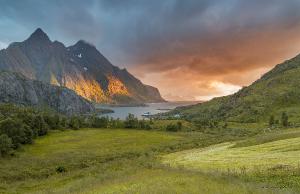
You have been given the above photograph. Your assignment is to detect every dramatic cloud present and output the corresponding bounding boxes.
[1,0,300,100]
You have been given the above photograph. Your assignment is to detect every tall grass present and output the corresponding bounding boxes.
[163,128,300,192]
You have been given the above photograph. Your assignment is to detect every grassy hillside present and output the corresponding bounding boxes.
[163,128,300,192]
[0,127,287,194]
[170,54,300,124]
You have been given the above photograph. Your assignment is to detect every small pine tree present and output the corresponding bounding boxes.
[269,115,275,126]
[281,112,289,127]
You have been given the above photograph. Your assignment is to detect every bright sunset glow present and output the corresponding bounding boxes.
[2,1,300,101]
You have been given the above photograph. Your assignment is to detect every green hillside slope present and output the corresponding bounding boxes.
[171,54,300,124]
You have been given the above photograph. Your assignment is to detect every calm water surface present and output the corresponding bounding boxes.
[96,102,198,120]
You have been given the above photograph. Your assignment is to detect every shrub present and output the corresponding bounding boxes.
[177,121,182,130]
[166,124,178,132]
[90,116,109,128]
[166,121,183,132]
[139,120,152,130]
[0,134,13,157]
[56,166,66,173]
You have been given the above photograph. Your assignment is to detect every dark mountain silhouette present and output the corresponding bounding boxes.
[0,28,165,104]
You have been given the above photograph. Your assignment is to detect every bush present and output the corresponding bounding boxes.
[0,134,13,157]
[56,166,66,173]
[139,120,152,130]
[166,124,178,132]
[177,121,182,130]
[90,116,109,128]
[166,121,182,132]
[109,118,124,128]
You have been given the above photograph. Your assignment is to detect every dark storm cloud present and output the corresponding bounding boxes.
[1,0,300,100]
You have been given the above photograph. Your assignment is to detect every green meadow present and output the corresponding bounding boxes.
[163,128,300,192]
[0,126,297,194]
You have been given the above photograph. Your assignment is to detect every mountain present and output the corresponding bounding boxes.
[0,70,94,115]
[170,54,300,123]
[0,28,165,104]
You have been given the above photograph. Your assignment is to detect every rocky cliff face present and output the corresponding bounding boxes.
[0,71,95,115]
[0,28,165,104]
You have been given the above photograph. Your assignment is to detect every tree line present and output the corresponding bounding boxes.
[0,105,164,157]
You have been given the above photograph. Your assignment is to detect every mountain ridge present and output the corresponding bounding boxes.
[0,28,165,104]
[0,70,95,115]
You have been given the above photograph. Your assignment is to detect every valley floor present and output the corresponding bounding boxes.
[0,127,299,193]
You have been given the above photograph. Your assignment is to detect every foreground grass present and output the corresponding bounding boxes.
[163,128,300,191]
[0,128,181,193]
[88,169,281,194]
[0,127,286,194]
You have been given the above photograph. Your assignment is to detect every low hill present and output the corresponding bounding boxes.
[0,70,94,115]
[170,54,300,123]
[0,28,165,104]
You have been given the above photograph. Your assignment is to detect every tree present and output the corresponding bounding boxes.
[33,115,49,136]
[0,134,13,157]
[269,115,275,127]
[124,114,138,128]
[43,113,62,130]
[281,112,289,127]
[69,116,80,130]
[0,118,27,148]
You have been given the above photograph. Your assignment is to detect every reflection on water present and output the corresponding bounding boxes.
[96,102,198,120]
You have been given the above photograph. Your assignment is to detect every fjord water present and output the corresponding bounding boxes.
[97,102,198,119]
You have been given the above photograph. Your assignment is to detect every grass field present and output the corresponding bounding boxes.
[0,128,183,193]
[163,128,300,192]
[87,169,282,194]
[0,127,290,194]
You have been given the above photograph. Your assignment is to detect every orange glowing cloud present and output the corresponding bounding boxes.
[129,24,300,101]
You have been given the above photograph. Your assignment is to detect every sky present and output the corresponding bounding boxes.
[1,0,300,101]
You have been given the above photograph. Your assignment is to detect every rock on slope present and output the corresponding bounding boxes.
[0,71,94,115]
[171,54,300,123]
[0,28,165,104]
